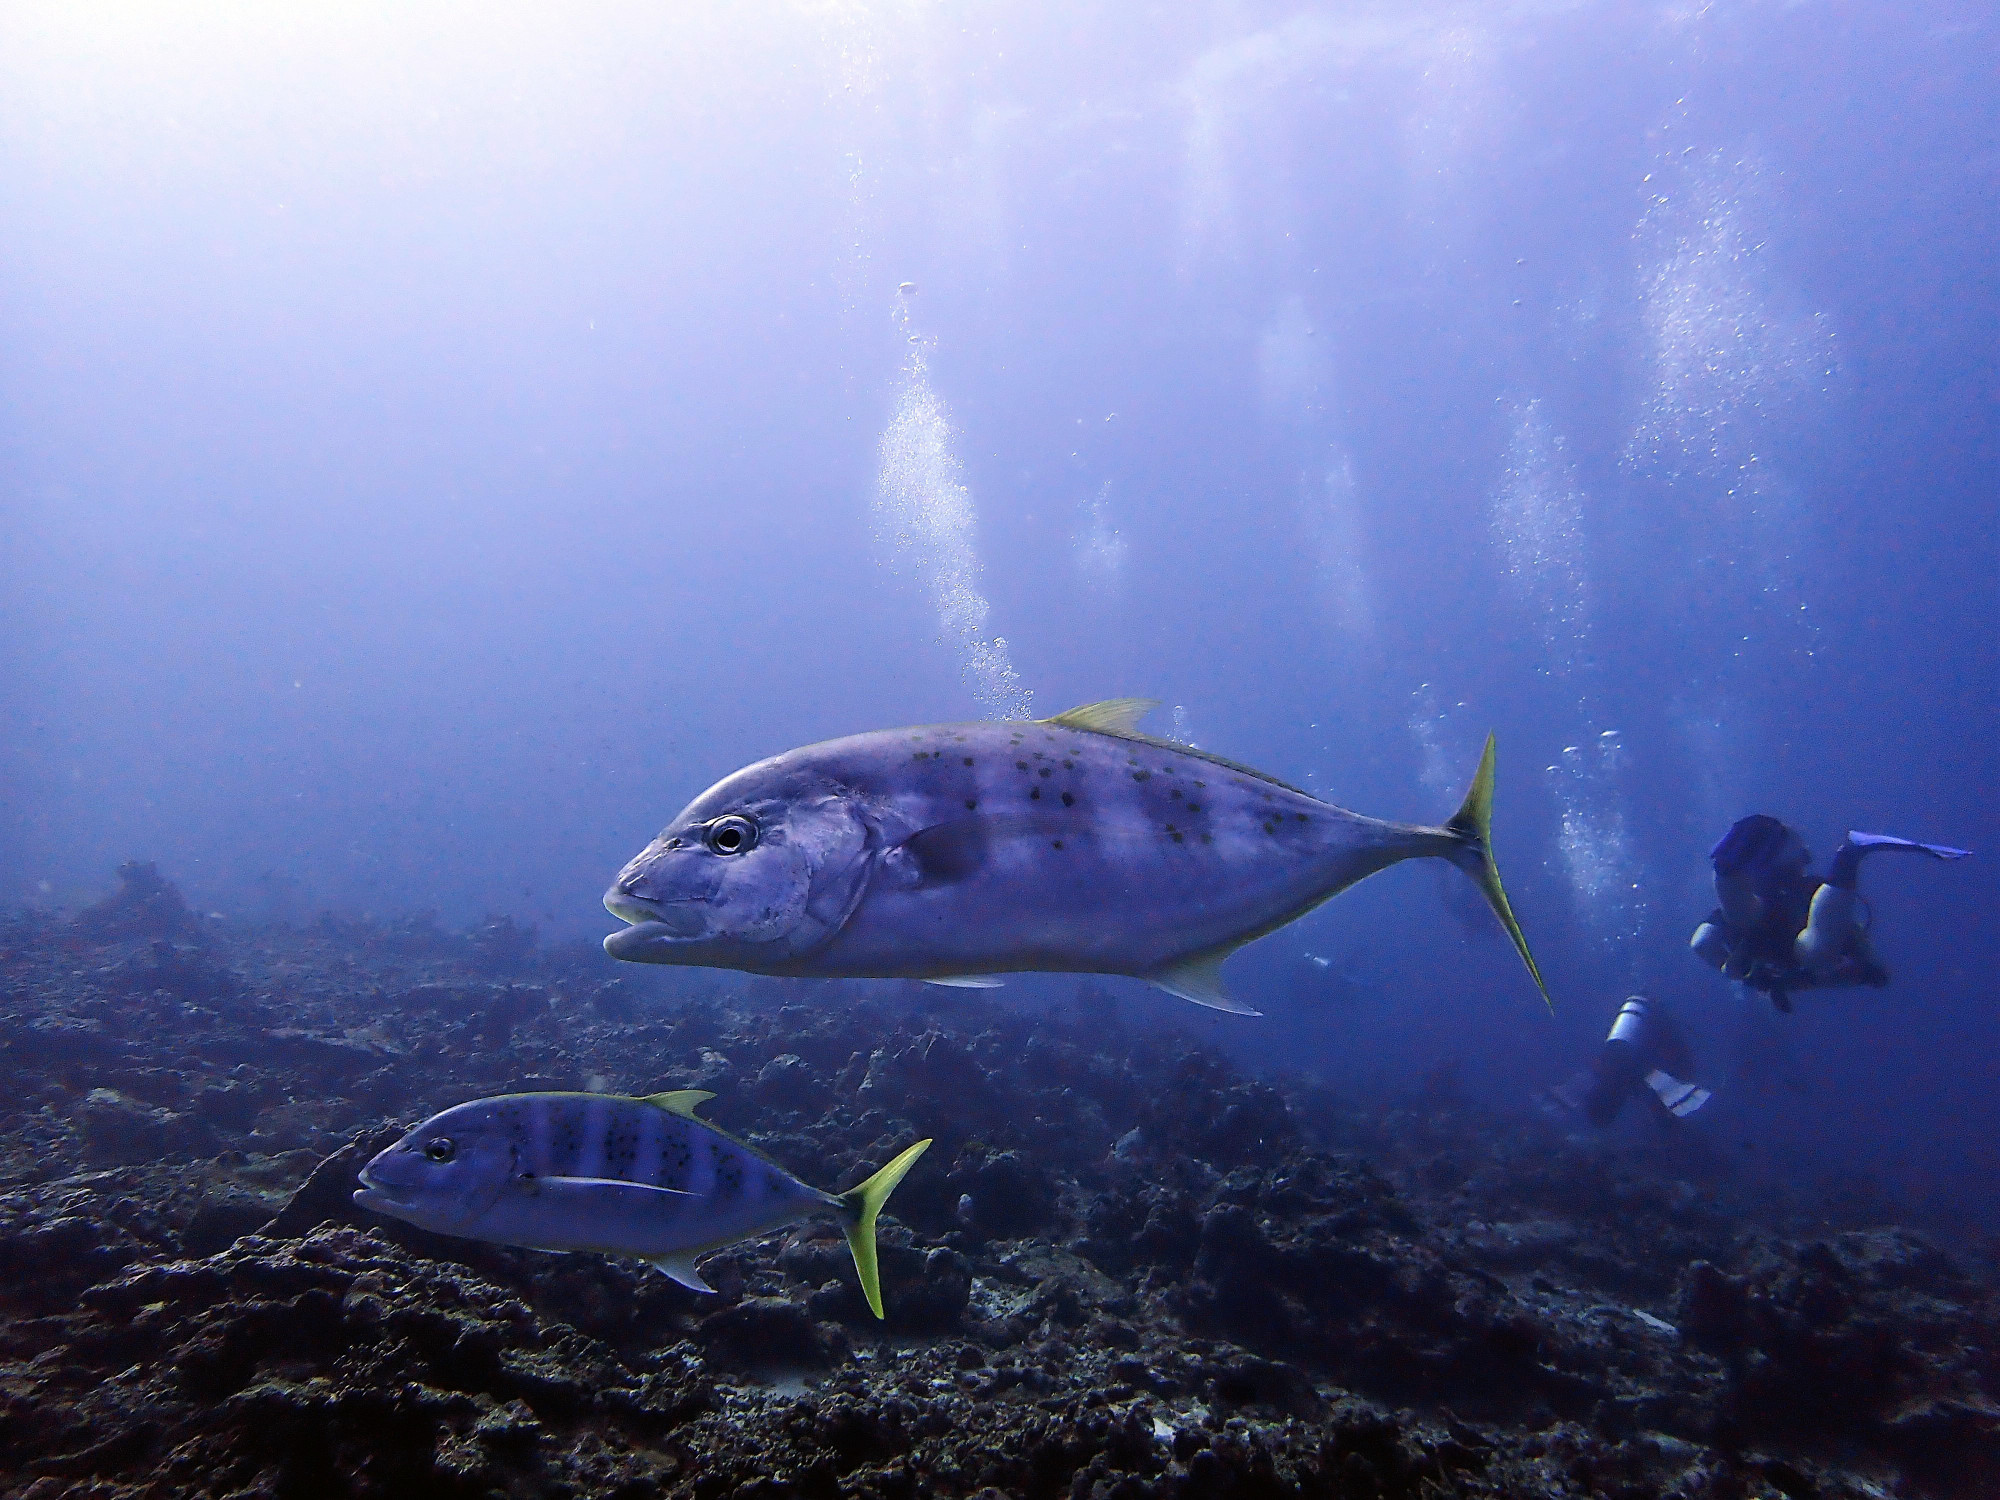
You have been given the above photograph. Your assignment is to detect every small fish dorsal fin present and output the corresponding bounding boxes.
[1044,698,1160,735]
[643,1089,715,1117]
[1042,698,1316,799]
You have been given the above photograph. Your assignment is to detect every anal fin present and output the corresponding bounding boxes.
[924,974,1005,989]
[645,1252,715,1293]
[1142,947,1261,1016]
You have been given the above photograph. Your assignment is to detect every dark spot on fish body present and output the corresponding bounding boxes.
[1187,803,1201,813]
[1029,787,1041,800]
[1016,760,1028,770]
[1061,792,1074,807]
[1051,839,1064,850]
[1170,788,1182,800]
[1062,759,1074,769]
[965,799,978,810]
[1038,767,1052,778]
[608,1123,636,1170]
[666,1144,693,1185]
[1132,771,1150,782]
[1193,780,1205,789]
[963,757,974,766]
[1295,813,1309,822]
[1201,833,1213,844]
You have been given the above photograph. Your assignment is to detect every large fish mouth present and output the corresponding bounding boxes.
[352,1162,411,1214]
[604,890,666,926]
[603,887,711,961]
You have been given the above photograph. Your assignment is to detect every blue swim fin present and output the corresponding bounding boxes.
[1845,831,1971,860]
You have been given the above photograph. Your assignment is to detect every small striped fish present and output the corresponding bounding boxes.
[354,1089,930,1317]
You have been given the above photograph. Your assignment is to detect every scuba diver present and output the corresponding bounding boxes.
[1690,816,1971,1012]
[1543,995,1711,1127]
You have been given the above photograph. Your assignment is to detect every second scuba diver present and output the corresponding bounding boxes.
[1690,815,1970,1012]
[1544,994,1711,1127]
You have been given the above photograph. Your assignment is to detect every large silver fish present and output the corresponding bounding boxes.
[354,1088,931,1317]
[603,699,1547,1015]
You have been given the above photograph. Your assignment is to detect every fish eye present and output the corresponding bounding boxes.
[423,1137,457,1163]
[704,815,758,856]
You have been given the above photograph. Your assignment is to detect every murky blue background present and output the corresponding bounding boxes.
[3,5,1993,1233]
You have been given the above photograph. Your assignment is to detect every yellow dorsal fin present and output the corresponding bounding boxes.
[1042,697,1316,799]
[1043,698,1160,735]
[643,1089,715,1117]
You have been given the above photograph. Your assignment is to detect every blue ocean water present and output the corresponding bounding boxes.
[2,4,1993,1236]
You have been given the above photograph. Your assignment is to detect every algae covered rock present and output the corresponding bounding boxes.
[2,876,1996,1498]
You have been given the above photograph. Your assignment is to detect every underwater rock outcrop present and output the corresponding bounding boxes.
[1,868,1996,1497]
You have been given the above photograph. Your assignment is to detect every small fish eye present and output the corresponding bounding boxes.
[705,815,757,856]
[423,1137,456,1163]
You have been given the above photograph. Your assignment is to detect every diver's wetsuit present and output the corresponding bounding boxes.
[1690,816,1970,1012]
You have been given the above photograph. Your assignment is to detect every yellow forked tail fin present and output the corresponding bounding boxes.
[1445,733,1552,1012]
[837,1139,933,1319]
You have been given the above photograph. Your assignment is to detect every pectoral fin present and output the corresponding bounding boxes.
[924,975,1005,989]
[1142,948,1261,1016]
[540,1176,697,1196]
[645,1252,716,1293]
[890,816,1070,888]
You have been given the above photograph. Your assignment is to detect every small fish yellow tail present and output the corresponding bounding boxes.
[1445,733,1553,1012]
[838,1139,933,1319]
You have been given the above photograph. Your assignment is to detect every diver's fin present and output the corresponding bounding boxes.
[540,1176,698,1196]
[924,974,1005,989]
[1043,698,1160,734]
[645,1252,715,1293]
[837,1139,933,1319]
[643,1089,716,1117]
[1444,733,1552,1012]
[1142,948,1262,1015]
[1643,1069,1712,1118]
[1845,831,1971,860]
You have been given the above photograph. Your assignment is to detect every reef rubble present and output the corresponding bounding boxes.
[1,877,1996,1499]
